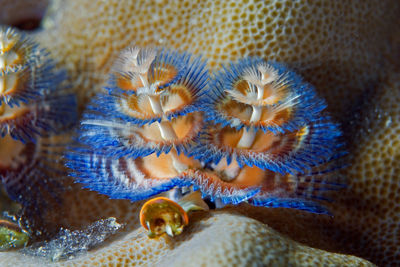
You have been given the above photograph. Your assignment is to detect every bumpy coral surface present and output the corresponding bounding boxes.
[0,212,375,267]
[0,0,399,266]
[337,69,400,262]
[36,0,397,120]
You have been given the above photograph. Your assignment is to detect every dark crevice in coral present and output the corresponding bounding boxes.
[11,17,43,31]
[0,0,50,31]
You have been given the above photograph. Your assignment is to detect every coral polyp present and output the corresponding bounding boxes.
[67,46,343,237]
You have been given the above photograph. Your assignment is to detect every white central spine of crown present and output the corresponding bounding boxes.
[144,73,188,173]
[236,79,264,149]
[223,72,268,180]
